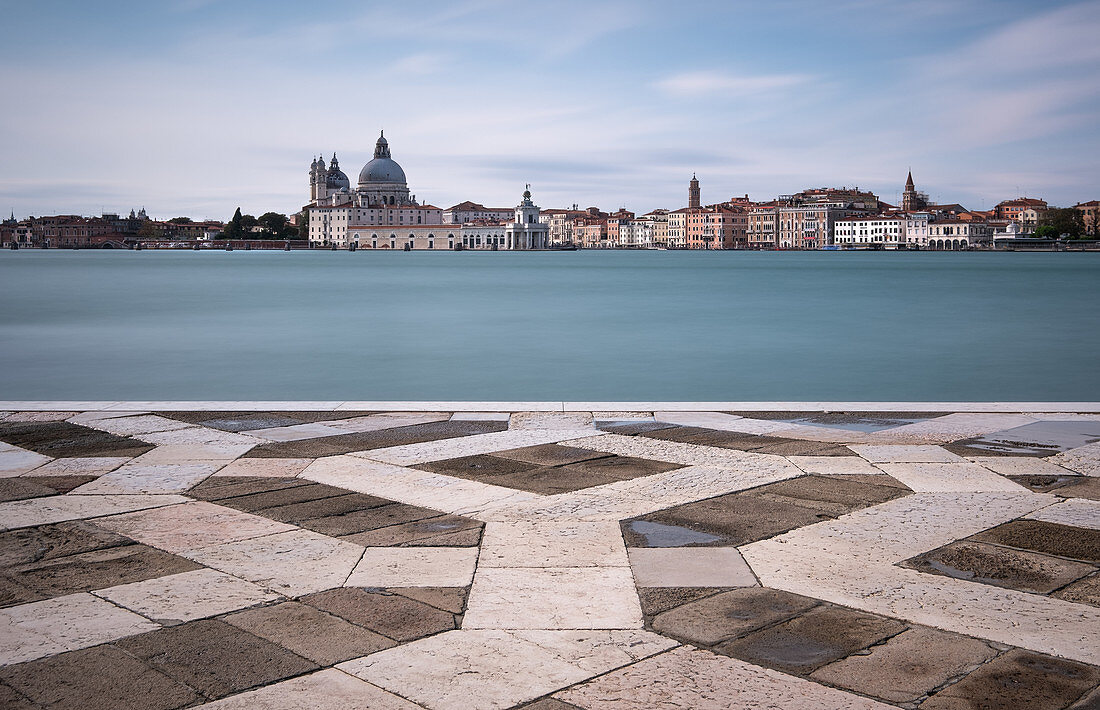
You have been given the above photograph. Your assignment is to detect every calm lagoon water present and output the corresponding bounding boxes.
[1,250,1098,401]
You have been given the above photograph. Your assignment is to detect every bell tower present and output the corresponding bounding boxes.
[689,174,701,208]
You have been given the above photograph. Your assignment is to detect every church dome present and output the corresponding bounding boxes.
[358,131,407,186]
[327,169,350,189]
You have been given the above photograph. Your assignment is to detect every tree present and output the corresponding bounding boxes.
[1034,225,1058,239]
[1039,208,1085,239]
[297,211,309,240]
[239,214,258,233]
[257,212,288,235]
[137,220,159,240]
[223,207,243,239]
[167,217,193,224]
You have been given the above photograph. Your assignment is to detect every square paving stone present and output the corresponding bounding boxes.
[0,521,131,568]
[650,587,819,645]
[0,643,201,710]
[0,421,154,458]
[905,540,1096,594]
[243,420,508,458]
[223,601,396,665]
[493,444,607,466]
[1053,572,1100,607]
[340,515,483,547]
[115,619,319,700]
[810,626,998,703]
[637,587,727,617]
[921,649,1100,709]
[10,543,203,600]
[970,519,1100,563]
[715,604,907,675]
[628,548,758,588]
[301,587,457,642]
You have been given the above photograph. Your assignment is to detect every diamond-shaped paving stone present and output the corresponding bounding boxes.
[96,568,280,624]
[10,543,202,601]
[920,649,1100,709]
[243,420,509,458]
[301,587,457,642]
[970,519,1100,563]
[0,644,201,710]
[904,540,1096,594]
[0,421,154,458]
[651,587,818,645]
[223,601,396,665]
[0,521,130,568]
[493,444,606,466]
[714,604,907,674]
[115,619,318,700]
[194,668,422,709]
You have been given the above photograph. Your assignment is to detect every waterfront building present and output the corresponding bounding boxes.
[539,206,588,246]
[834,214,904,248]
[640,210,670,248]
[994,197,1047,223]
[747,205,778,249]
[444,202,514,224]
[666,209,688,248]
[575,216,609,249]
[1076,200,1099,236]
[1018,206,1049,231]
[928,219,993,249]
[606,209,635,245]
[903,211,931,247]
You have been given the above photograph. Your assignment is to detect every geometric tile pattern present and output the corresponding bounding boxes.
[0,406,1097,708]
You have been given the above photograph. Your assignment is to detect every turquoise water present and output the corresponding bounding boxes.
[1,250,1098,401]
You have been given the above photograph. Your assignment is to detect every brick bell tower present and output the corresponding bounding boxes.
[689,173,700,208]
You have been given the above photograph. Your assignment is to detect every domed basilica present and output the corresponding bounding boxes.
[309,132,417,208]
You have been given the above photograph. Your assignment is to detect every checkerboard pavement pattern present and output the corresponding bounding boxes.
[0,407,1098,708]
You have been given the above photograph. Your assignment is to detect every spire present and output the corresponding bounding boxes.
[374,131,391,159]
[905,170,915,190]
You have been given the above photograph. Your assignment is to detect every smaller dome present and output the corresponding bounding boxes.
[327,168,350,190]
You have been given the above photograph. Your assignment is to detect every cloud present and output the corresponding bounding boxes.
[654,71,810,97]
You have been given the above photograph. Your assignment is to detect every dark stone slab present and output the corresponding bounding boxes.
[1054,477,1100,501]
[243,420,508,458]
[904,540,1096,594]
[11,543,203,599]
[715,604,906,675]
[223,601,395,666]
[339,515,483,547]
[637,587,727,617]
[518,699,585,710]
[944,441,1051,458]
[1008,474,1085,494]
[752,475,909,514]
[821,473,911,490]
[115,619,318,700]
[596,421,676,435]
[301,587,457,642]
[392,587,470,614]
[0,682,38,710]
[558,456,682,480]
[970,519,1100,563]
[487,466,625,495]
[641,426,797,451]
[297,503,442,537]
[255,492,394,524]
[921,649,1100,710]
[24,476,99,495]
[0,574,43,608]
[0,644,201,710]
[0,479,58,503]
[187,476,311,502]
[0,521,132,568]
[158,410,376,429]
[650,587,818,645]
[493,444,608,466]
[0,421,153,458]
[208,482,351,513]
[416,454,539,478]
[751,442,854,457]
[727,411,950,422]
[1070,684,1100,709]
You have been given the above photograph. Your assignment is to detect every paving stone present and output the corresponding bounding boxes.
[1070,685,1100,709]
[597,420,676,435]
[1009,473,1088,493]
[875,462,1029,493]
[116,619,318,700]
[346,547,478,587]
[21,456,129,477]
[464,567,643,630]
[11,543,202,600]
[905,540,1096,594]
[340,514,483,547]
[753,474,909,513]
[971,456,1079,476]
[480,521,628,568]
[0,448,52,478]
[0,479,58,503]
[752,441,854,457]
[810,626,997,703]
[392,587,469,614]
[849,445,966,463]
[0,682,38,709]
[0,643,201,709]
[196,668,422,709]
[212,457,314,478]
[786,456,883,475]
[0,494,189,532]
[629,547,758,587]
[1026,498,1100,530]
[921,649,1100,710]
[821,472,911,489]
[1,593,160,665]
[487,466,627,495]
[188,475,311,501]
[223,601,395,665]
[715,604,907,674]
[87,415,195,436]
[650,587,818,645]
[0,576,42,608]
[518,699,583,710]
[204,481,353,513]
[298,502,442,537]
[250,492,394,524]
[1053,572,1100,607]
[361,428,606,468]
[0,421,154,458]
[183,529,364,596]
[244,420,509,458]
[643,426,797,451]
[95,501,294,552]
[0,521,130,568]
[96,568,280,624]
[555,645,894,710]
[508,629,678,674]
[970,519,1100,563]
[493,444,606,466]
[417,454,540,478]
[5,412,79,423]
[302,587,457,642]
[1056,477,1100,500]
[636,587,726,617]
[247,422,358,442]
[71,462,222,494]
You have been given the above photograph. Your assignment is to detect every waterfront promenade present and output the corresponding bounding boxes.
[0,402,1098,708]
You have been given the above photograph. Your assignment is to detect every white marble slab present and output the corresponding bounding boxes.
[0,446,52,477]
[95,568,280,624]
[628,548,759,588]
[1025,498,1100,530]
[198,668,423,709]
[95,501,294,552]
[247,423,356,441]
[69,461,222,495]
[0,494,189,531]
[355,428,599,466]
[345,547,478,588]
[81,414,194,436]
[849,444,967,463]
[479,521,628,568]
[874,462,1030,493]
[20,456,131,477]
[212,457,315,478]
[786,456,884,475]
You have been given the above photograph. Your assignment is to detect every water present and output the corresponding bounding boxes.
[1,250,1098,401]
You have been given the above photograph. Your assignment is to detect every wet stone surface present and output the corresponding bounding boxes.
[947,420,1100,458]
[920,649,1100,709]
[903,540,1096,594]
[970,519,1100,563]
[650,587,820,645]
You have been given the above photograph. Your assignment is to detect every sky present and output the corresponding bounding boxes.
[1,0,1098,220]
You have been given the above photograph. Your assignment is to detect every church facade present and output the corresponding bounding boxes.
[305,132,547,250]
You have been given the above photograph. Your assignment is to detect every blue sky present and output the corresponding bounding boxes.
[1,0,1098,220]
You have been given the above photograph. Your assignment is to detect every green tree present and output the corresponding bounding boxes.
[1034,225,1058,239]
[167,217,192,224]
[137,220,159,239]
[239,214,258,234]
[296,211,309,239]
[1039,208,1084,239]
[223,207,243,239]
[257,212,288,235]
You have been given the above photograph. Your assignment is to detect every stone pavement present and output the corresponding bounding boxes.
[0,405,1098,709]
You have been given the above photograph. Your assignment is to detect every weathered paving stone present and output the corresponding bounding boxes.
[1054,476,1100,500]
[518,699,584,710]
[628,548,759,588]
[96,568,280,625]
[1070,685,1100,709]
[650,587,818,645]
[904,540,1096,594]
[715,604,907,674]
[488,466,626,495]
[0,521,131,568]
[810,626,998,703]
[187,475,312,501]
[970,519,1100,563]
[0,682,38,710]
[115,619,319,700]
[95,501,294,553]
[752,474,909,513]
[391,587,470,615]
[0,479,60,503]
[340,514,483,547]
[637,587,726,617]
[1009,473,1087,493]
[597,420,676,435]
[302,587,458,642]
[300,502,442,537]
[0,644,202,710]
[346,547,478,588]
[160,410,375,429]
[223,601,395,665]
[243,420,508,458]
[9,543,203,601]
[642,426,798,451]
[920,649,1100,709]
[195,668,423,709]
[0,421,154,458]
[416,454,540,478]
[200,481,353,513]
[493,444,606,466]
[821,472,911,489]
[1054,572,1100,607]
[250,492,394,524]
[211,457,314,478]
[751,441,854,457]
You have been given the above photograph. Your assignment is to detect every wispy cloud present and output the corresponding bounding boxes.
[655,71,810,97]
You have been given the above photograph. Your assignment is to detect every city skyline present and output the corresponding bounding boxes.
[2,0,1099,219]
